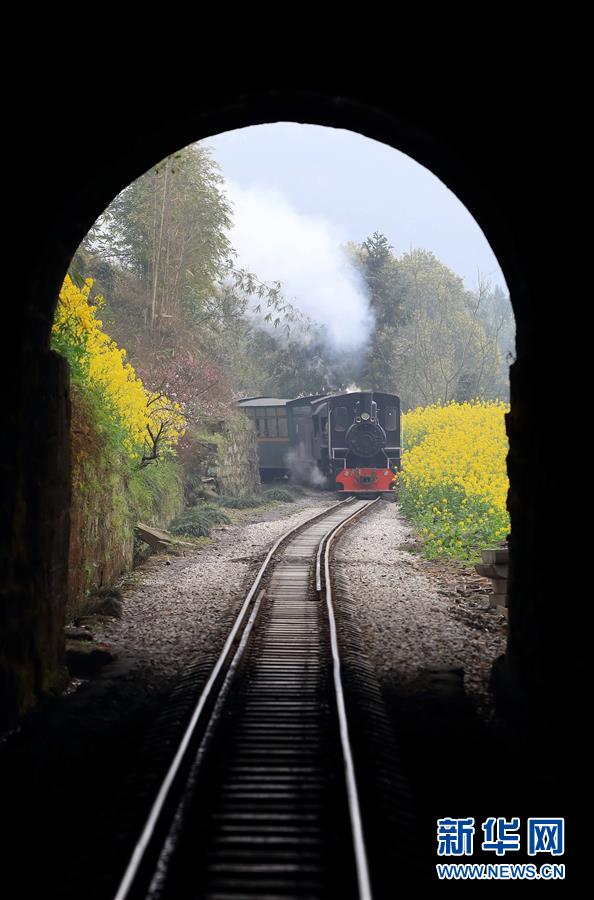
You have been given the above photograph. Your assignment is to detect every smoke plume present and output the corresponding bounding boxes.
[224,181,373,350]
[284,447,328,489]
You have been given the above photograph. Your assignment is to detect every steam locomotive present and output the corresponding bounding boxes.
[237,390,401,495]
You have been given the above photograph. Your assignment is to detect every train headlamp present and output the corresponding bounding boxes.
[361,412,370,421]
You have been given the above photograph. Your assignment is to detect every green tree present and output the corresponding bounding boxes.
[347,232,408,389]
[389,250,501,406]
[76,145,309,424]
[235,322,355,399]
[82,145,233,334]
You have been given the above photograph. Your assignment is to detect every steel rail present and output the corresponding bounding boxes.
[323,495,381,900]
[112,495,356,900]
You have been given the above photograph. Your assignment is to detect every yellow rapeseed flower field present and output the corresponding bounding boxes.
[395,400,510,560]
[53,276,185,460]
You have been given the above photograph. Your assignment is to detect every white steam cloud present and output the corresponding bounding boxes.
[224,181,372,349]
[284,447,328,488]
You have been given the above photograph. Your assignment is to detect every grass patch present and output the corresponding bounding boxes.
[217,495,267,509]
[262,488,295,503]
[216,485,306,508]
[283,484,306,497]
[128,457,183,524]
[170,486,307,539]
[169,504,231,538]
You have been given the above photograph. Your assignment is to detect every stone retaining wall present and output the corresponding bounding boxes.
[66,387,183,619]
[217,411,261,498]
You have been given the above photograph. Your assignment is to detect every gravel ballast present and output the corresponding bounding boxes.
[0,493,523,897]
[334,499,507,717]
[95,492,337,682]
[94,492,506,714]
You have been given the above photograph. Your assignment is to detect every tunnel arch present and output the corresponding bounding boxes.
[5,88,563,776]
[36,91,525,347]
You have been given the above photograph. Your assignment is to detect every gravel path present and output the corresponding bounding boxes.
[96,493,336,681]
[334,500,507,717]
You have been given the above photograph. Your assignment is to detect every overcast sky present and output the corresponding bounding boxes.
[205,123,507,293]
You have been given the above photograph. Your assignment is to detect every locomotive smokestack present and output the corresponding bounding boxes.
[355,392,377,422]
[356,393,372,418]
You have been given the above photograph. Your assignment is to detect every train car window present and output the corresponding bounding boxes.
[333,406,348,431]
[278,417,288,437]
[313,418,319,435]
[267,418,278,437]
[265,407,277,416]
[385,406,398,431]
[255,417,265,436]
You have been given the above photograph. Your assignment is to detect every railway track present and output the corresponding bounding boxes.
[114,496,381,900]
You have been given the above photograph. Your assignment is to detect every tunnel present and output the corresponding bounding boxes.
[1,82,582,883]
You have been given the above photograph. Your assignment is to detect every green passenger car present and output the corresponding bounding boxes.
[237,397,291,479]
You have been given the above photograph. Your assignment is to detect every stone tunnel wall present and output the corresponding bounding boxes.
[1,350,71,728]
[2,85,578,776]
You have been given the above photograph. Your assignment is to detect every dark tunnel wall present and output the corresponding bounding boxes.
[1,82,577,770]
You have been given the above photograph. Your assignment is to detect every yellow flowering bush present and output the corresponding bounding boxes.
[52,275,185,461]
[394,400,510,560]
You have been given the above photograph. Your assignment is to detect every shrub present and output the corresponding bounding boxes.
[263,488,295,503]
[169,504,230,537]
[284,484,306,497]
[52,274,185,461]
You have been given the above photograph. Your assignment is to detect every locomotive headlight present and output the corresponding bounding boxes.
[356,416,361,422]
[361,412,370,421]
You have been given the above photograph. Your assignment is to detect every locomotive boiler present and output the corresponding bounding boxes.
[311,391,401,494]
[238,390,401,495]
